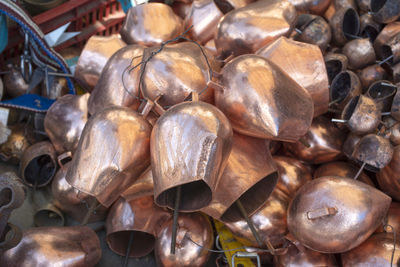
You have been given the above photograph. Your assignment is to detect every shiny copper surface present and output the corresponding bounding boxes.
[366,80,397,112]
[66,106,151,207]
[106,197,171,257]
[120,3,183,46]
[141,42,218,108]
[155,213,213,267]
[0,226,102,266]
[329,7,360,45]
[204,39,217,56]
[52,162,108,223]
[74,35,126,91]
[295,14,332,51]
[88,45,144,115]
[341,232,400,266]
[257,37,329,117]
[391,86,400,121]
[273,156,312,200]
[342,38,376,70]
[377,145,400,201]
[342,132,361,160]
[359,13,381,41]
[374,22,400,60]
[185,0,223,44]
[357,64,387,90]
[283,116,345,164]
[288,0,331,15]
[314,161,374,186]
[330,70,362,109]
[390,122,400,145]
[19,141,57,187]
[214,54,313,142]
[341,95,380,134]
[383,202,400,234]
[151,101,232,211]
[215,0,297,57]
[0,124,31,163]
[3,64,36,98]
[121,167,154,201]
[217,0,254,10]
[324,53,348,83]
[287,176,392,253]
[370,0,400,24]
[202,133,278,222]
[274,243,337,267]
[44,93,89,154]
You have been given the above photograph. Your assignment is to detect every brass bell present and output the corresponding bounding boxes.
[257,36,329,117]
[214,54,314,142]
[377,145,400,201]
[288,0,331,15]
[366,80,397,112]
[374,22,400,61]
[121,167,154,201]
[88,45,144,115]
[155,213,213,267]
[324,53,348,83]
[342,38,376,70]
[74,35,126,91]
[329,70,362,110]
[329,7,360,45]
[0,226,102,266]
[357,64,387,89]
[287,176,391,253]
[294,14,332,52]
[44,93,90,154]
[120,3,184,46]
[370,0,400,24]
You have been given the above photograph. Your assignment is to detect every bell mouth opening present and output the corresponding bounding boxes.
[24,154,56,187]
[381,45,394,64]
[0,188,12,209]
[326,60,343,83]
[371,0,387,13]
[34,209,64,227]
[368,82,397,101]
[331,72,351,104]
[343,9,360,39]
[157,180,212,212]
[362,26,379,42]
[220,172,279,223]
[107,230,155,258]
[214,0,234,14]
[343,96,360,121]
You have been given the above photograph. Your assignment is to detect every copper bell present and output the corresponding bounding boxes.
[121,167,154,201]
[359,13,381,41]
[215,0,297,57]
[19,141,57,188]
[288,0,331,15]
[202,133,278,222]
[52,162,108,223]
[357,64,387,89]
[0,226,102,266]
[88,45,144,115]
[155,213,213,267]
[389,122,400,145]
[283,116,345,164]
[340,95,381,134]
[370,0,400,24]
[294,14,332,52]
[374,22,400,60]
[380,33,400,66]
[329,70,362,109]
[324,53,348,83]
[342,38,376,70]
[120,3,184,46]
[366,80,397,112]
[382,202,400,234]
[329,7,360,45]
[257,37,329,117]
[377,145,400,201]
[342,132,361,160]
[106,197,171,257]
[341,232,400,266]
[44,93,89,154]
[74,35,126,91]
[334,0,357,10]
[151,101,232,211]
[141,42,219,107]
[172,1,192,20]
[66,106,151,207]
[287,176,391,253]
[214,54,314,142]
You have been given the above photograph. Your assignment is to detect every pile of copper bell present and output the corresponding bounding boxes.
[4,0,400,266]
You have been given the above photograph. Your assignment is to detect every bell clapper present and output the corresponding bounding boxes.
[123,231,134,267]
[170,186,182,254]
[236,199,263,247]
[81,199,98,226]
[354,162,367,180]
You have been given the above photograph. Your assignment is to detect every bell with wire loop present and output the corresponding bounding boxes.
[329,7,360,46]
[88,45,144,115]
[374,22,400,61]
[294,14,332,52]
[366,80,397,112]
[342,38,376,70]
[324,53,348,83]
[370,0,400,24]
[329,70,362,109]
[357,64,387,90]
[359,13,381,41]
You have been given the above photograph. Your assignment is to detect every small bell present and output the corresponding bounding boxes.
[374,22,400,61]
[357,64,387,89]
[342,38,376,70]
[377,145,400,201]
[342,132,361,160]
[359,13,381,41]
[329,70,362,109]
[329,7,360,45]
[370,0,400,24]
[366,80,397,112]
[324,53,348,83]
[294,14,332,52]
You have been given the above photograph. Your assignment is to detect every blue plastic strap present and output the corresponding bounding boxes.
[0,94,55,113]
[0,14,7,54]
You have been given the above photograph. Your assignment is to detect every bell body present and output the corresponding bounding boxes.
[121,167,154,201]
[66,106,151,207]
[151,101,232,211]
[370,0,400,24]
[342,132,361,160]
[287,176,391,253]
[88,45,144,115]
[120,3,183,46]
[295,14,331,51]
[329,7,360,45]
[215,54,314,142]
[330,70,362,109]
[374,22,400,60]
[366,81,397,112]
[357,64,387,90]
[274,243,338,266]
[74,35,126,91]
[0,226,102,267]
[377,145,400,201]
[44,94,89,154]
[215,0,297,57]
[3,64,35,98]
[391,86,400,121]
[359,13,381,41]
[324,53,348,83]
[288,0,331,15]
[342,38,376,70]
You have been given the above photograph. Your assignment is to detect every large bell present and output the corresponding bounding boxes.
[121,167,154,201]
[377,145,400,201]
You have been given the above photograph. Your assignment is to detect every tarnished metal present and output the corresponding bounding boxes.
[287,176,391,253]
[274,243,337,266]
[214,54,313,142]
[0,124,31,164]
[359,13,381,41]
[381,33,400,65]
[120,3,184,46]
[3,64,36,97]
[66,106,151,207]
[88,45,144,115]
[391,85,400,121]
[334,0,357,10]
[19,141,57,188]
[366,80,397,112]
[377,145,400,201]
[389,122,400,145]
[257,37,329,117]
[374,22,400,61]
[288,0,331,15]
[215,0,297,57]
[74,35,126,91]
[151,101,232,211]
[121,167,154,201]
[0,226,102,266]
[32,188,64,227]
[283,116,345,164]
[382,202,400,234]
[324,53,348,83]
[329,70,362,109]
[370,0,400,24]
[106,197,171,258]
[342,132,361,160]
[329,7,360,45]
[202,133,278,222]
[155,213,213,267]
[44,93,89,154]
[357,64,387,89]
[356,0,370,12]
[294,14,332,51]
[342,38,376,70]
